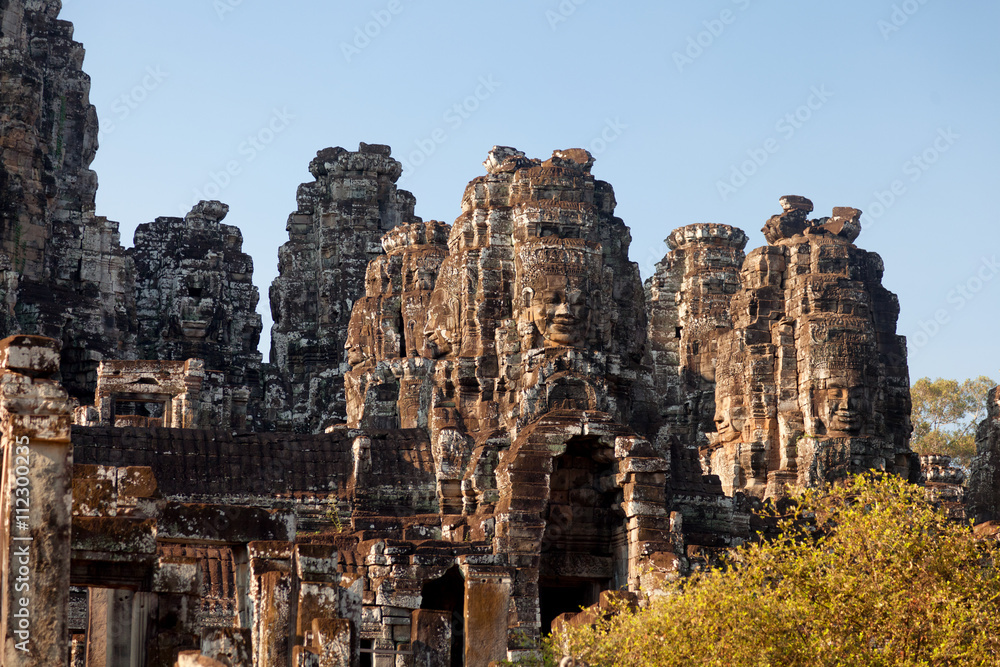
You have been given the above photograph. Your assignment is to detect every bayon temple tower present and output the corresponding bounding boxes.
[7,3,999,666]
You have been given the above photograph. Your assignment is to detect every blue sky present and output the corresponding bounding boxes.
[59,0,999,383]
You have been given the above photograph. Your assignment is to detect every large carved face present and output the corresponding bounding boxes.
[423,287,460,358]
[813,376,870,436]
[175,271,219,339]
[713,394,747,444]
[527,273,590,348]
[344,306,376,368]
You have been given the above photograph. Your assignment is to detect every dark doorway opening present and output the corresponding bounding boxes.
[538,436,627,634]
[539,578,605,635]
[421,566,465,667]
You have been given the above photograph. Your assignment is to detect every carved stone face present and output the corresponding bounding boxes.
[344,335,366,367]
[528,273,590,348]
[415,266,436,292]
[423,287,459,358]
[176,272,218,339]
[344,308,375,368]
[814,377,870,436]
[713,394,747,444]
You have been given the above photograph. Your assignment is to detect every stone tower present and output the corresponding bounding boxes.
[0,0,135,398]
[707,196,916,499]
[968,385,1000,522]
[645,223,747,448]
[130,200,263,420]
[267,143,419,431]
[344,219,451,430]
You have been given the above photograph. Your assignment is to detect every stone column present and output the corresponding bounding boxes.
[0,335,73,665]
[412,610,451,667]
[249,542,293,667]
[292,543,356,664]
[464,575,510,667]
[85,588,134,666]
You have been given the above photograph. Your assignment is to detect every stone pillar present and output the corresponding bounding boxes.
[150,552,201,667]
[249,542,293,667]
[464,576,510,667]
[412,610,451,667]
[0,335,73,665]
[85,588,157,667]
[293,618,353,666]
[86,588,135,666]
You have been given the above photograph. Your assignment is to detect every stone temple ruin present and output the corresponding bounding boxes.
[1,2,998,666]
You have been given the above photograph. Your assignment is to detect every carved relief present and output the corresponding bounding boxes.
[705,196,916,499]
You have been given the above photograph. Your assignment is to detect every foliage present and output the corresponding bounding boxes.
[549,474,1000,667]
[910,376,997,466]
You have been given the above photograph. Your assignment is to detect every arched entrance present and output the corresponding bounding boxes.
[419,566,465,667]
[538,435,626,634]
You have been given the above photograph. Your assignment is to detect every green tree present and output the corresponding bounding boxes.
[910,375,997,465]
[549,474,1000,667]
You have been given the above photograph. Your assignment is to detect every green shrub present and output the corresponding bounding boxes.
[549,474,1000,666]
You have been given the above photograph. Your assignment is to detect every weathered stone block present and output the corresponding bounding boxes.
[0,334,60,376]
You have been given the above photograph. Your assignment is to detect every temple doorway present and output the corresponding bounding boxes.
[420,566,465,667]
[539,436,627,634]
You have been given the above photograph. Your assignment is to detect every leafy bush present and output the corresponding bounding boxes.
[549,474,1000,666]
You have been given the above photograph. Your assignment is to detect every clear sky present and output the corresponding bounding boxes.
[58,0,999,384]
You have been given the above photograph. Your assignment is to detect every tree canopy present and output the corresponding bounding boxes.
[910,375,997,465]
[548,474,1000,667]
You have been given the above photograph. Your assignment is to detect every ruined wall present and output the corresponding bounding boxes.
[75,358,251,430]
[267,143,419,432]
[707,196,915,499]
[969,385,1000,523]
[130,200,262,420]
[0,0,135,398]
